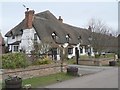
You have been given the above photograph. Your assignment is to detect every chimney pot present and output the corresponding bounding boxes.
[88,26,92,32]
[58,16,63,23]
[26,8,29,11]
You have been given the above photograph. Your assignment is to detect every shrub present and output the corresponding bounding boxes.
[2,53,28,69]
[66,58,76,64]
[32,57,52,65]
[95,54,100,58]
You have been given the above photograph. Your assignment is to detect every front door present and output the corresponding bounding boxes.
[52,48,57,60]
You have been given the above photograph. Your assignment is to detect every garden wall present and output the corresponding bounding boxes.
[79,58,114,66]
[3,63,67,80]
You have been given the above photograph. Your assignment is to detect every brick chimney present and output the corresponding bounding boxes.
[58,16,63,23]
[24,10,35,29]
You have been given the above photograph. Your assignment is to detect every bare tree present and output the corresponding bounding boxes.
[111,30,119,37]
[88,18,112,53]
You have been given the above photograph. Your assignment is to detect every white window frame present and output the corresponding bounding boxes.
[68,48,73,55]
[13,45,19,52]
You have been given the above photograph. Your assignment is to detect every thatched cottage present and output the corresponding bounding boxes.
[5,9,117,60]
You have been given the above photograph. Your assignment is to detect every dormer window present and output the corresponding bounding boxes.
[12,36,15,39]
[88,36,92,41]
[20,29,23,34]
[52,32,57,41]
[66,34,70,43]
[10,31,13,36]
[78,36,81,40]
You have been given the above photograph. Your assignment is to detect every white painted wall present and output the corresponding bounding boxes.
[7,35,22,53]
[68,44,91,59]
[91,47,95,56]
[68,47,75,59]
[20,28,36,54]
[80,46,87,55]
[16,35,22,41]
[68,43,80,59]
[7,35,22,44]
[7,27,42,54]
[57,48,60,60]
[82,46,86,55]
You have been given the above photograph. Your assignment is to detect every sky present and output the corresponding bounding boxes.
[0,1,118,37]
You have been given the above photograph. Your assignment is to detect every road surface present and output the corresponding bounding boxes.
[45,66,118,88]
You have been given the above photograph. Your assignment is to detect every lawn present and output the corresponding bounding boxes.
[22,72,75,88]
[116,60,120,66]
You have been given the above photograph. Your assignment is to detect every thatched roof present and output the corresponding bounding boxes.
[5,10,118,52]
[5,10,90,45]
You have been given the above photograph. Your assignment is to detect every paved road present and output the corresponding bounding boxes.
[46,66,118,88]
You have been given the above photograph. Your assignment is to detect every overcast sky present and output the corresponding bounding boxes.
[0,1,118,37]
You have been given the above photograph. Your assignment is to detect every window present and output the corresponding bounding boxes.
[66,34,70,43]
[52,32,57,40]
[68,48,73,54]
[85,46,88,53]
[14,46,19,52]
[80,47,83,53]
[52,48,57,55]
[12,36,15,39]
[52,48,57,60]
[34,33,37,41]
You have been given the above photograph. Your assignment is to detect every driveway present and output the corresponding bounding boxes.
[68,65,115,75]
[45,66,118,88]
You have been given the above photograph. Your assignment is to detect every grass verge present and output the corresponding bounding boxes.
[116,60,120,66]
[22,72,76,88]
[0,82,2,90]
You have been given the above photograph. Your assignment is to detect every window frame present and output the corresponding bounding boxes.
[13,45,19,52]
[68,47,73,55]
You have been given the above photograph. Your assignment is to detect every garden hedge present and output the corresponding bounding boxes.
[2,53,28,69]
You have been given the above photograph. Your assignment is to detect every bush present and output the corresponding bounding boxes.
[32,57,52,65]
[95,54,100,58]
[2,53,28,69]
[66,58,76,64]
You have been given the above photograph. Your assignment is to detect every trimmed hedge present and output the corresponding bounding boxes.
[2,53,28,69]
